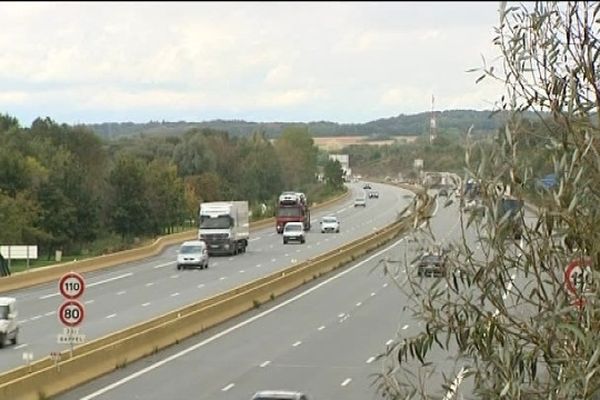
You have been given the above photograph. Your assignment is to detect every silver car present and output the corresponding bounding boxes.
[251,391,309,400]
[176,240,209,270]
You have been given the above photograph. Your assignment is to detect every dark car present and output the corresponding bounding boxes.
[368,190,379,199]
[363,183,372,190]
[416,252,447,277]
[439,188,448,197]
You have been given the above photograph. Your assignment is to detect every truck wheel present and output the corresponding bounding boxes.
[0,334,5,349]
[10,332,17,345]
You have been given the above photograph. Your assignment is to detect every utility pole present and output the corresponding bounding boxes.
[429,94,437,144]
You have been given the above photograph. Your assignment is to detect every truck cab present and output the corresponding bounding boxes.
[276,192,310,233]
[0,297,19,348]
[198,201,249,255]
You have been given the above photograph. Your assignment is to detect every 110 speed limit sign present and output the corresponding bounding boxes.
[58,271,86,299]
[58,300,85,327]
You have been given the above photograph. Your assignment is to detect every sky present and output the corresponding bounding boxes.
[0,2,506,126]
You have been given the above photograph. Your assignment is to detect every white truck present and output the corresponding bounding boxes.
[198,201,250,255]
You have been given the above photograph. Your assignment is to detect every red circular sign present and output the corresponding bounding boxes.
[564,257,593,296]
[58,272,86,299]
[58,300,85,327]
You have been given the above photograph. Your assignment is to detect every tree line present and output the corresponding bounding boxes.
[0,117,343,258]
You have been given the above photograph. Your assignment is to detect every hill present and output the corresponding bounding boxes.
[84,110,519,140]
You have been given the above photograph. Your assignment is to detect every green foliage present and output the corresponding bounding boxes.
[378,2,600,399]
[275,126,319,188]
[323,159,344,189]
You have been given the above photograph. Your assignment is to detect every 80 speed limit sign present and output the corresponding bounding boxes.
[58,300,85,327]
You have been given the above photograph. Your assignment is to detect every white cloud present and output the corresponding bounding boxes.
[0,2,504,125]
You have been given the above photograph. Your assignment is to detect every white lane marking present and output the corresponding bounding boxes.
[117,291,126,295]
[270,244,274,248]
[292,341,302,347]
[14,343,28,350]
[197,284,205,289]
[142,302,151,307]
[249,237,261,242]
[18,320,27,324]
[212,262,219,267]
[171,293,180,297]
[307,245,312,249]
[259,360,270,368]
[228,258,234,261]
[39,272,134,299]
[366,356,375,364]
[386,339,394,346]
[383,283,388,288]
[153,262,173,269]
[30,315,41,321]
[221,383,235,392]
[106,314,116,319]
[443,367,468,400]
[341,378,352,387]
[145,282,154,287]
[269,233,276,237]
[318,326,325,331]
[45,311,55,316]
[219,277,226,281]
[338,313,345,318]
[285,253,289,257]
[170,274,179,279]
[356,302,362,307]
[256,264,262,268]
[39,293,59,300]
[79,233,411,400]
[239,270,245,274]
[371,292,376,297]
[271,258,276,262]
[402,325,409,330]
[84,299,95,305]
[296,249,301,252]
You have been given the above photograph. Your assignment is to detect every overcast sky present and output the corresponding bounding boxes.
[0,2,505,126]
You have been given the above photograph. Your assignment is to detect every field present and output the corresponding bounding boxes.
[313,135,418,150]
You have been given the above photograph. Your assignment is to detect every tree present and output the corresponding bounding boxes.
[108,155,151,238]
[323,159,344,189]
[274,126,319,189]
[145,159,186,234]
[378,2,600,399]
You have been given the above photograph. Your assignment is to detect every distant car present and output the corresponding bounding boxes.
[416,251,447,278]
[320,215,340,233]
[283,222,306,244]
[368,190,379,199]
[363,183,372,190]
[463,199,485,215]
[176,240,209,270]
[251,391,310,400]
[439,188,448,197]
[354,196,367,207]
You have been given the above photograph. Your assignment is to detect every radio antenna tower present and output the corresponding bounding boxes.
[429,94,437,144]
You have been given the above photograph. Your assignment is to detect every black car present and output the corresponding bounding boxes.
[363,183,372,190]
[439,188,448,197]
[416,252,447,277]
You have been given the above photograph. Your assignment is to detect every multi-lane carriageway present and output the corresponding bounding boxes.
[0,182,414,375]
[55,187,485,400]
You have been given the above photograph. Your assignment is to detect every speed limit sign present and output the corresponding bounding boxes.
[58,300,85,327]
[59,272,85,299]
[564,257,593,296]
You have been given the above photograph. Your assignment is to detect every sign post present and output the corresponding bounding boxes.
[564,257,593,309]
[57,272,86,357]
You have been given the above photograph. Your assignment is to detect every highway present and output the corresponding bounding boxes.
[0,182,414,374]
[56,190,482,400]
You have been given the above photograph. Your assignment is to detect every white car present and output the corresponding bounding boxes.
[320,215,340,233]
[354,196,366,207]
[252,391,309,400]
[0,297,19,348]
[283,222,306,244]
[176,240,209,270]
